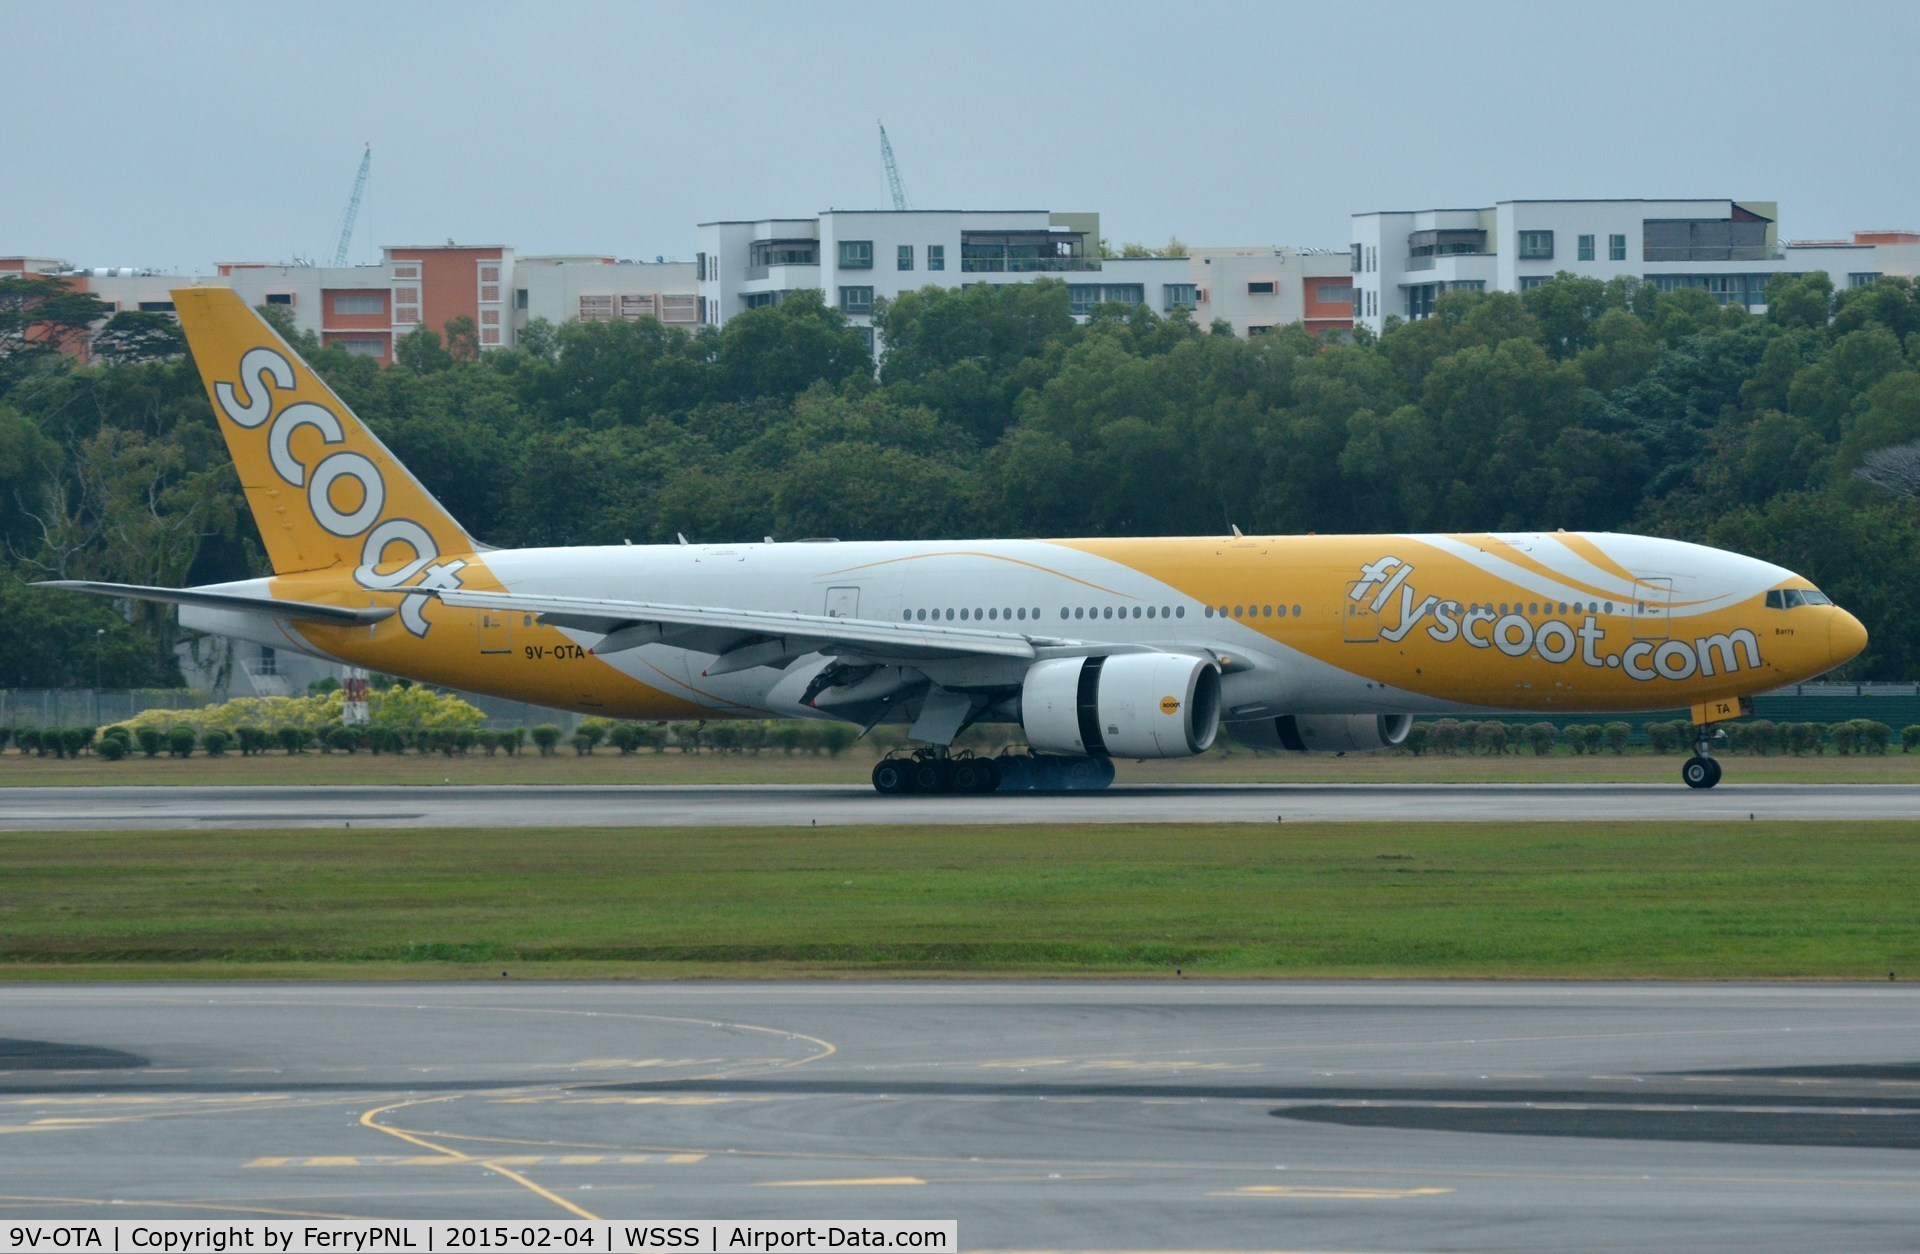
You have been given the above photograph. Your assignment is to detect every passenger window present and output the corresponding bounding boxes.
[1603,602,1613,614]
[1132,606,1141,618]
[945,609,955,620]
[1074,607,1084,619]
[1146,606,1157,619]
[959,609,969,620]
[1103,607,1114,619]
[1205,606,1214,618]
[1291,605,1301,617]
[1176,606,1185,618]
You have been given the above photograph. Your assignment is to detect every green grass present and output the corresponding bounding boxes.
[5,746,1920,786]
[2,822,1917,980]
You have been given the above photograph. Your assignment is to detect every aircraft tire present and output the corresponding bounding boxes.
[948,759,985,793]
[1065,757,1105,789]
[911,758,950,794]
[978,758,1003,793]
[996,755,1034,791]
[1682,757,1718,789]
[872,759,913,795]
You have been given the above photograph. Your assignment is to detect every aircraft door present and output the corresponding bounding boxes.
[478,609,513,654]
[1343,581,1379,642]
[825,586,860,619]
[1631,578,1671,640]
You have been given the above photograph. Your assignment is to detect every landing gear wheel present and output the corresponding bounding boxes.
[948,758,985,793]
[872,759,913,795]
[910,758,950,794]
[978,758,1003,793]
[1065,757,1105,789]
[1682,757,1721,790]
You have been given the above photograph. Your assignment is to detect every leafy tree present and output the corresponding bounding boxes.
[90,311,186,364]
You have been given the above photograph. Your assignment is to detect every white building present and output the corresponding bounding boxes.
[1350,199,1920,334]
[1188,247,1356,337]
[697,210,1214,352]
[15,247,695,366]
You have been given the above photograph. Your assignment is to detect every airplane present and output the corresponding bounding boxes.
[43,287,1868,793]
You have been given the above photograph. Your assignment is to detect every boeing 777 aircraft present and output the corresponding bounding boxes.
[46,288,1868,792]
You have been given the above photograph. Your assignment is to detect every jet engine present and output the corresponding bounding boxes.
[1227,713,1415,753]
[1020,653,1221,759]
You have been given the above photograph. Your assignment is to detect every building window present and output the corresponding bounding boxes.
[660,294,697,323]
[1518,231,1554,260]
[1353,289,1364,318]
[336,338,384,358]
[696,253,708,282]
[1247,280,1276,295]
[515,288,528,310]
[859,326,875,353]
[392,265,419,280]
[578,294,614,321]
[1404,284,1438,320]
[265,293,293,305]
[897,244,914,271]
[393,287,419,305]
[480,285,500,303]
[136,300,175,313]
[479,327,500,346]
[1610,234,1627,261]
[394,307,419,325]
[748,240,818,268]
[1314,283,1354,306]
[839,285,873,314]
[1163,283,1197,312]
[1247,325,1273,335]
[620,294,657,318]
[928,244,945,271]
[742,291,779,310]
[333,294,383,315]
[480,309,500,325]
[838,240,873,269]
[1518,276,1552,292]
[1577,234,1595,261]
[1850,272,1883,287]
[1068,284,1145,315]
[479,264,500,283]
[1351,243,1363,273]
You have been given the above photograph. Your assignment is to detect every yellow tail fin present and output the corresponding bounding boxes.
[174,286,478,581]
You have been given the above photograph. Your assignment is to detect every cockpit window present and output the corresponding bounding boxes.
[1766,588,1830,609]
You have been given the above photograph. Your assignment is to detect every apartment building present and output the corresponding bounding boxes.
[3,246,695,365]
[699,210,1218,351]
[1350,199,1920,334]
[1188,247,1356,336]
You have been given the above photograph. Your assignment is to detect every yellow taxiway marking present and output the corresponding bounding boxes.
[247,1153,705,1168]
[1216,1186,1453,1201]
[358,1096,599,1221]
[760,1177,927,1188]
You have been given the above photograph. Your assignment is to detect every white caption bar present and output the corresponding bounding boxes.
[0,1224,957,1254]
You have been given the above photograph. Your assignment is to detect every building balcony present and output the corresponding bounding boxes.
[1643,246,1786,263]
[960,255,1104,273]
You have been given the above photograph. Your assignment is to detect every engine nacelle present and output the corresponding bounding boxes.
[1227,713,1415,754]
[1021,653,1221,759]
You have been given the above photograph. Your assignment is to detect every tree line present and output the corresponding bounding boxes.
[3,268,1918,685]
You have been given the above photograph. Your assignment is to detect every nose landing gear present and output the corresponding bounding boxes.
[1682,725,1726,789]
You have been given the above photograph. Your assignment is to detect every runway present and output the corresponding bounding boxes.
[2,982,1918,1249]
[4,782,1919,829]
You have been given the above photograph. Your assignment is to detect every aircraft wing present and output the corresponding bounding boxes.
[434,586,1055,669]
[34,581,397,625]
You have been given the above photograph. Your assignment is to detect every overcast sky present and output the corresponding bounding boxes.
[10,0,1916,274]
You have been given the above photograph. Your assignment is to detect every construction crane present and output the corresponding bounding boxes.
[877,120,909,212]
[329,144,371,266]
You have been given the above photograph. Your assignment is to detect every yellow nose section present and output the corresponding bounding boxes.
[1828,608,1869,669]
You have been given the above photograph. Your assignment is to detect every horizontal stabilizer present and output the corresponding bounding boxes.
[35,581,396,625]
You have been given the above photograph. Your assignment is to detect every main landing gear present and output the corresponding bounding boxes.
[871,751,1116,794]
[1682,725,1726,790]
